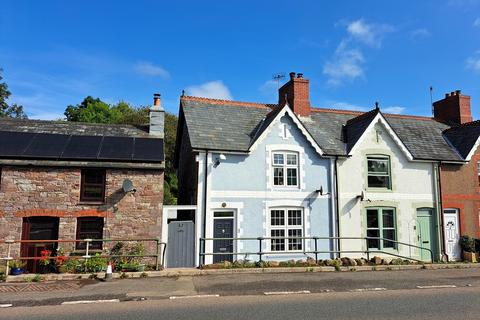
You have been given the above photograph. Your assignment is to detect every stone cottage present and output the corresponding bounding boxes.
[0,94,164,272]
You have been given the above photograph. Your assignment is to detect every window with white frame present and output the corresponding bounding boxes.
[367,155,391,189]
[272,152,299,187]
[270,208,303,251]
[366,207,396,250]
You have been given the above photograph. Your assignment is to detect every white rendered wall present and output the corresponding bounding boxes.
[338,119,436,261]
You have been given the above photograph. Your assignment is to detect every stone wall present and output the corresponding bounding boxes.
[0,166,163,257]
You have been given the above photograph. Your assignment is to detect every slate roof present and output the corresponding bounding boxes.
[0,118,150,137]
[343,107,380,153]
[179,96,472,162]
[0,118,164,163]
[443,120,480,159]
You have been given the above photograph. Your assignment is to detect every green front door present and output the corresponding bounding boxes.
[416,209,435,262]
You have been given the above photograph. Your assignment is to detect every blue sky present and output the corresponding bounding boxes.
[1,0,479,119]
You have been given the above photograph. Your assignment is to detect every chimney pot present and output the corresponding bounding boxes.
[450,91,455,97]
[455,90,461,95]
[445,93,450,98]
[153,93,161,107]
[297,73,303,79]
[289,72,296,80]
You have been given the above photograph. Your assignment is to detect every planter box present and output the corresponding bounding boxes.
[462,251,479,263]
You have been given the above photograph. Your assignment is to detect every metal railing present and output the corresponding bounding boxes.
[0,238,167,276]
[199,236,434,267]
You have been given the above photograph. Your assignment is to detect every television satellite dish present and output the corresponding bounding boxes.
[122,179,136,193]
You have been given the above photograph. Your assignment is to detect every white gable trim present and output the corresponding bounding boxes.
[348,113,414,161]
[248,104,324,156]
[465,135,480,161]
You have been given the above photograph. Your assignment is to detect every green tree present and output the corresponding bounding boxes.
[0,69,28,119]
[65,96,178,204]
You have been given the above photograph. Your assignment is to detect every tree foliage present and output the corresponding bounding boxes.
[0,69,28,119]
[65,96,178,204]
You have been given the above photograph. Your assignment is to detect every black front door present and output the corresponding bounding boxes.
[21,217,59,273]
[213,219,233,263]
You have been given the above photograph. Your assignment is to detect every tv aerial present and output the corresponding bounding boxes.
[272,73,286,89]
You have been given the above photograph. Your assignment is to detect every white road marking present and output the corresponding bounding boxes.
[416,285,457,289]
[264,290,311,295]
[169,294,220,300]
[61,299,120,305]
[0,304,13,308]
[350,288,387,292]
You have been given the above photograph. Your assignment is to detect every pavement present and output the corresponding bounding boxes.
[0,267,479,308]
[1,286,480,320]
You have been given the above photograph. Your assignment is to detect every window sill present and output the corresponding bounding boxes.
[77,201,106,206]
[366,188,393,193]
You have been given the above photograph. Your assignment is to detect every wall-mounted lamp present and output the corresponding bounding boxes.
[214,153,227,167]
[315,186,330,196]
[122,179,136,194]
[356,191,364,201]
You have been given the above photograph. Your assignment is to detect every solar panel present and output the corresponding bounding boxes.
[98,136,134,160]
[0,131,36,156]
[133,138,164,161]
[23,133,70,158]
[61,135,103,160]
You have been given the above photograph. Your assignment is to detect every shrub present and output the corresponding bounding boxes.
[32,274,43,282]
[83,254,107,273]
[460,235,476,253]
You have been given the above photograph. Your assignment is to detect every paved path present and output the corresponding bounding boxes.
[1,286,479,320]
[1,268,479,306]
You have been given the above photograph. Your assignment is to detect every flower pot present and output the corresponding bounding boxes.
[136,264,145,272]
[462,251,478,263]
[10,267,24,276]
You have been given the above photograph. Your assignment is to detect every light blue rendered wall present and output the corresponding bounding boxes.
[208,114,333,261]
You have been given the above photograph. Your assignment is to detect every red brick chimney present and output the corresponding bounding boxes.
[433,90,473,125]
[278,72,311,116]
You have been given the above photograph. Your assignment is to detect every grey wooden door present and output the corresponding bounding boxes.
[167,221,195,268]
[213,219,233,263]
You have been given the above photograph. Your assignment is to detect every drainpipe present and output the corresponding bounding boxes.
[202,150,209,266]
[435,161,447,261]
[334,156,341,258]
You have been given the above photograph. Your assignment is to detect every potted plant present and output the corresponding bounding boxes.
[8,259,26,275]
[460,235,478,262]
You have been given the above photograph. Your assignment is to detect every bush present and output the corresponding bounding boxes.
[460,235,476,253]
[83,254,107,273]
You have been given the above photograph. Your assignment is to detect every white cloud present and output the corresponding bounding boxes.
[383,106,406,114]
[346,19,394,48]
[186,80,233,100]
[466,52,480,73]
[133,61,170,79]
[411,28,431,38]
[330,101,367,111]
[474,18,480,27]
[323,40,365,86]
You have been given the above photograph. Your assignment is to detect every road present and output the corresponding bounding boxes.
[1,286,479,320]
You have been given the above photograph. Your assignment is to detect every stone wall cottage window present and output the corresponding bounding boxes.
[272,152,299,187]
[80,169,106,202]
[367,155,391,189]
[366,207,396,250]
[76,217,104,250]
[270,208,303,251]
